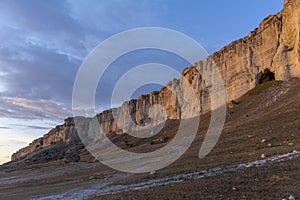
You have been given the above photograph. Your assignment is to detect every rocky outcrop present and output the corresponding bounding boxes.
[11,0,300,162]
[11,118,80,160]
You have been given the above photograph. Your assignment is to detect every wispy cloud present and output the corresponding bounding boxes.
[0,127,10,129]
[10,124,52,130]
[0,97,71,121]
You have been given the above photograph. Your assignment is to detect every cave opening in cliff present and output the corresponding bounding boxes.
[256,68,275,85]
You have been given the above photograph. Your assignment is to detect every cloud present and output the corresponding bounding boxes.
[0,45,80,103]
[0,0,165,122]
[9,98,69,116]
[10,124,51,130]
[25,125,52,130]
[0,1,80,32]
[0,97,71,121]
[0,127,10,129]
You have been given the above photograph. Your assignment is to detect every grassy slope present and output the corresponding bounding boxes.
[1,78,300,199]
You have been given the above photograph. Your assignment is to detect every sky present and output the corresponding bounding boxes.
[0,0,283,164]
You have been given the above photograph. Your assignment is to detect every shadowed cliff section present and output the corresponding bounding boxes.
[10,0,300,163]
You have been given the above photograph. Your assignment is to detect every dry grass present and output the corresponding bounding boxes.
[1,78,300,199]
[246,80,282,96]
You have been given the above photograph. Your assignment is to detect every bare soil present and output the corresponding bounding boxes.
[1,78,300,200]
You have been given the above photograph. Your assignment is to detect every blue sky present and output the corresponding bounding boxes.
[0,0,283,164]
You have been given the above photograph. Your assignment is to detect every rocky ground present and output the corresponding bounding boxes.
[1,78,300,200]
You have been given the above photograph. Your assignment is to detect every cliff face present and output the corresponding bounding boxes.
[11,118,79,160]
[11,0,300,161]
[211,0,299,101]
[274,0,300,79]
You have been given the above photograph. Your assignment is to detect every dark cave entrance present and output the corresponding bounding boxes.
[256,68,275,85]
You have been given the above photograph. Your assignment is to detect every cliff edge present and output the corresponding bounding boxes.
[11,0,300,162]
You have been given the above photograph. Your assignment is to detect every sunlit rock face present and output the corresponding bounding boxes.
[208,0,299,101]
[11,0,300,161]
[273,0,300,79]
